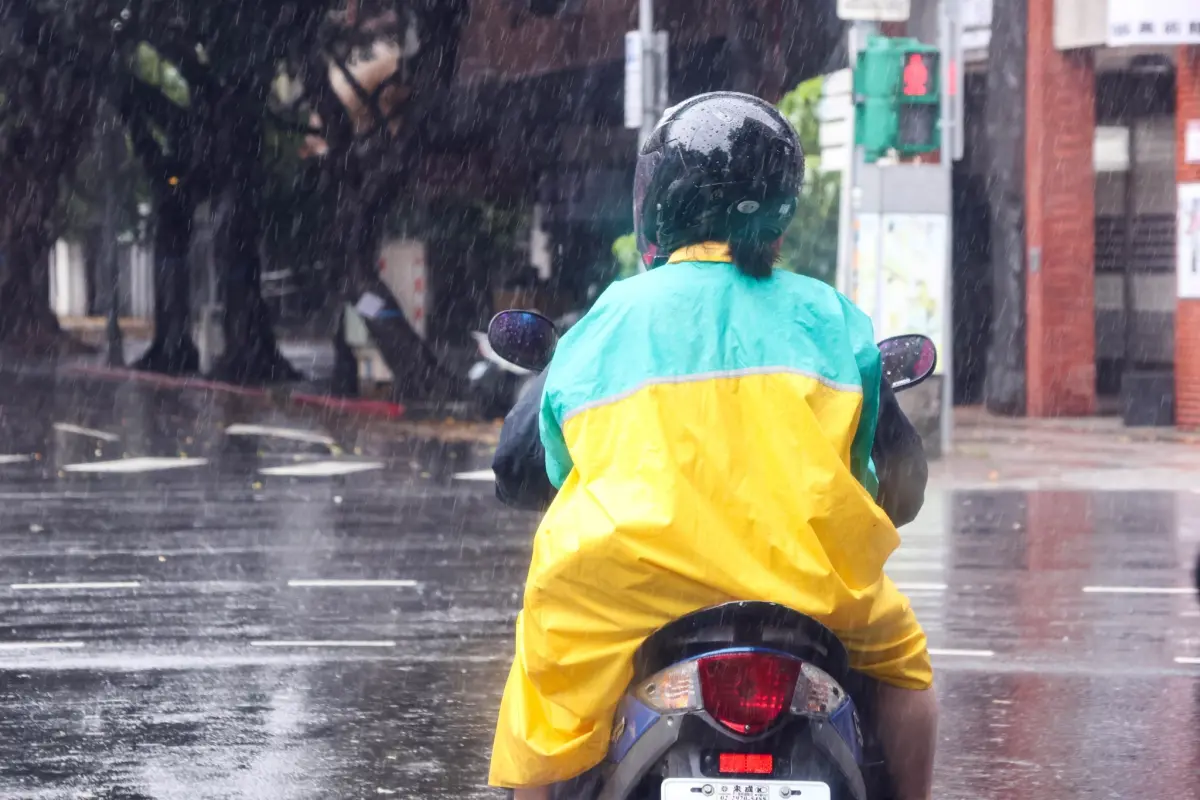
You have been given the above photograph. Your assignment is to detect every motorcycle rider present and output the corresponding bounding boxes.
[489,92,936,800]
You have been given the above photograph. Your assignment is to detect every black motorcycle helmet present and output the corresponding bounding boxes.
[633,92,805,275]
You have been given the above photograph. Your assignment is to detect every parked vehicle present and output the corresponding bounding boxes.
[486,309,938,799]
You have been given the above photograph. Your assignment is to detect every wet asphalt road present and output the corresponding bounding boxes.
[0,366,1197,799]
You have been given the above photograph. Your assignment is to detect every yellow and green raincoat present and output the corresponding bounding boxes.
[489,243,932,788]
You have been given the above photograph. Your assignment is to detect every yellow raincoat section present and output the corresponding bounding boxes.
[489,251,931,788]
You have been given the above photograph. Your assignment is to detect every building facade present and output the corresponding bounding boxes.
[912,0,1200,423]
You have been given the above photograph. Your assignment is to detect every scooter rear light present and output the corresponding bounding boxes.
[789,661,848,717]
[697,652,802,735]
[637,660,701,712]
[718,753,774,774]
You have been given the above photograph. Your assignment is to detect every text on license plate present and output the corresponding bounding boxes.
[660,778,832,800]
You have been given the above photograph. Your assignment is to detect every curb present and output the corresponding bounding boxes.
[62,365,407,420]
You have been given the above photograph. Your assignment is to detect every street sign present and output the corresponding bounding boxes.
[624,31,643,129]
[837,0,910,22]
[624,30,669,133]
[818,69,852,173]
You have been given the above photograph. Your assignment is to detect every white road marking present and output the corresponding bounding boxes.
[454,469,495,481]
[250,640,396,649]
[895,582,948,592]
[928,648,996,658]
[53,423,120,442]
[11,581,140,591]
[1182,610,1200,619]
[287,579,418,588]
[258,461,384,477]
[0,455,31,465]
[1174,657,1200,666]
[62,457,209,474]
[225,424,336,447]
[1083,586,1194,595]
[0,641,85,651]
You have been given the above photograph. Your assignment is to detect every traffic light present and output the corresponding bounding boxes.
[854,36,941,162]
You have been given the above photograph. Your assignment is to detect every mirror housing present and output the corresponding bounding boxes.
[487,310,559,372]
[878,335,937,391]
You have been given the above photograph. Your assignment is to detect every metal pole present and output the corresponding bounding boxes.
[837,27,858,297]
[938,0,955,454]
[639,0,655,147]
[101,100,125,367]
[838,22,877,301]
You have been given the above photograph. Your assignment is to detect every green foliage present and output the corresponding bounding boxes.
[775,76,840,286]
[611,233,640,280]
[133,43,189,108]
[778,75,822,159]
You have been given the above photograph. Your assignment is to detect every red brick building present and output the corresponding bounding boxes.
[908,0,1200,425]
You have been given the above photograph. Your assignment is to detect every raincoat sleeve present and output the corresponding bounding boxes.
[839,296,882,497]
[493,370,557,512]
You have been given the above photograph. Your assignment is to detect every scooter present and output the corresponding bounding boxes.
[487,309,939,800]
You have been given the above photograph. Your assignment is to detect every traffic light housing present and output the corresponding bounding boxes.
[854,36,941,162]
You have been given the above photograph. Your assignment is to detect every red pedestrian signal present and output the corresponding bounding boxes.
[903,54,931,97]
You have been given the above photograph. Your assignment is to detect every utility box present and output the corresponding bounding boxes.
[378,239,428,339]
[344,238,428,386]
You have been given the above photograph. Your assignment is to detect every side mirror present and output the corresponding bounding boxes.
[487,310,559,372]
[878,335,937,391]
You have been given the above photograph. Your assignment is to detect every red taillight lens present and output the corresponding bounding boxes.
[718,753,774,774]
[697,652,802,735]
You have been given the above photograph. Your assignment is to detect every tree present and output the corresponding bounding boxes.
[0,2,105,354]
[278,0,470,400]
[982,0,1027,415]
[115,3,324,380]
[118,43,203,374]
[777,76,839,285]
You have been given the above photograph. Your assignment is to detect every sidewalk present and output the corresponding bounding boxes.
[937,406,1200,492]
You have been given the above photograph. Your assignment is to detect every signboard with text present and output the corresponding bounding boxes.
[837,0,910,22]
[1108,0,1200,46]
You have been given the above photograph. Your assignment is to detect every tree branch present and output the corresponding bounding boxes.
[118,79,171,179]
[329,51,387,126]
[126,74,190,132]
[300,53,354,152]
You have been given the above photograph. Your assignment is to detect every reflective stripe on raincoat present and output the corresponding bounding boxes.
[488,243,932,788]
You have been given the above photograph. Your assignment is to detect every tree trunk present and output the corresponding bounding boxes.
[982,0,1028,415]
[0,231,69,355]
[0,161,89,355]
[209,186,299,385]
[207,94,297,386]
[134,187,200,374]
[331,307,360,398]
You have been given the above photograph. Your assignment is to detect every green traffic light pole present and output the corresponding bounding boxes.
[844,5,955,454]
[937,0,954,453]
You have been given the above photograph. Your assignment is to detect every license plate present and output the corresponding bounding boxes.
[660,778,831,800]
